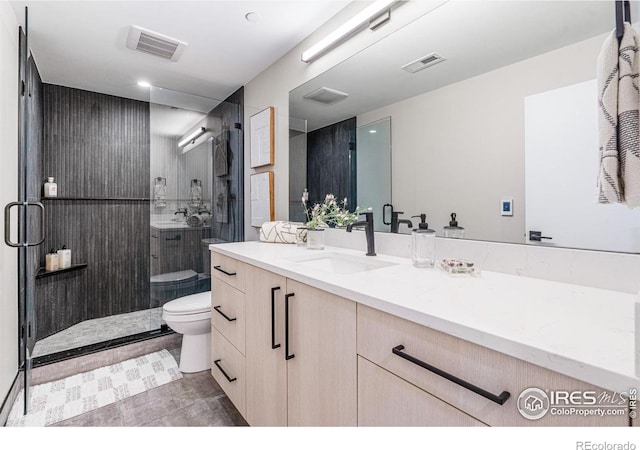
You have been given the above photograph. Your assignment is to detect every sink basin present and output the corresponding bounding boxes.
[289,252,397,274]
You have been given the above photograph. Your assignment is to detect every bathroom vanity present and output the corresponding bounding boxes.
[209,242,637,427]
[151,221,211,275]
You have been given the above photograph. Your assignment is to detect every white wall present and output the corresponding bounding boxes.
[243,1,447,240]
[0,1,19,408]
[357,33,605,244]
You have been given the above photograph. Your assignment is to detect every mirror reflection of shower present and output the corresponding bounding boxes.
[149,86,243,317]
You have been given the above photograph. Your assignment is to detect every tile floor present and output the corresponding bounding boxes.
[33,308,164,358]
[49,348,247,427]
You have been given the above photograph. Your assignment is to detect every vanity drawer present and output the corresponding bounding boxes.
[211,252,246,293]
[211,279,246,355]
[358,356,486,427]
[357,304,628,426]
[211,326,246,419]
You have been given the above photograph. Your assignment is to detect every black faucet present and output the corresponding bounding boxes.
[346,211,376,256]
[383,204,412,233]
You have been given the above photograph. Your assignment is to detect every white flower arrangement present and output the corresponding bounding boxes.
[302,194,364,229]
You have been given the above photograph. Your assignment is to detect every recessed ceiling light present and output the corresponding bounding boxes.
[369,129,377,134]
[245,12,261,23]
[137,80,151,88]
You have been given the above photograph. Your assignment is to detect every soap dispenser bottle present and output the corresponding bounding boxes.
[443,213,465,239]
[44,177,57,198]
[57,245,71,269]
[411,215,436,268]
[45,248,59,271]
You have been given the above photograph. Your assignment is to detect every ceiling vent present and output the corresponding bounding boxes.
[126,25,188,62]
[401,52,446,74]
[303,87,349,105]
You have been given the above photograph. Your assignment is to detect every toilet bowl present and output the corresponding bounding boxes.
[162,291,211,373]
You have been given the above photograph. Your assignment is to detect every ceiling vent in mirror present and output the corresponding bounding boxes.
[303,87,349,105]
[126,25,188,62]
[401,52,446,73]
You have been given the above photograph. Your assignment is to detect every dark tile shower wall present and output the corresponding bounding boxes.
[36,84,150,340]
[306,117,356,208]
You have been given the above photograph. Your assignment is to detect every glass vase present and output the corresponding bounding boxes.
[306,228,325,250]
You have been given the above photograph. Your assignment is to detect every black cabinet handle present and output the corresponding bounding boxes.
[165,235,181,241]
[271,287,281,349]
[285,293,295,360]
[214,265,236,276]
[392,345,510,405]
[213,359,237,382]
[213,305,236,322]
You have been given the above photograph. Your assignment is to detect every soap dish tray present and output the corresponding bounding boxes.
[438,259,480,277]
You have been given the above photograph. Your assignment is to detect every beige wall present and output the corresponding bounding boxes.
[0,1,19,406]
[243,1,447,240]
[357,33,604,244]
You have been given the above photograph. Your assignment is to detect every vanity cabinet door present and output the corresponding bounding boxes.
[358,356,487,427]
[245,265,288,426]
[286,279,357,426]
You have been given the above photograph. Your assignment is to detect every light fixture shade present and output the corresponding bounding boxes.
[301,0,398,63]
[178,127,206,148]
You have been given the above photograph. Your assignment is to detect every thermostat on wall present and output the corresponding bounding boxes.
[501,198,513,216]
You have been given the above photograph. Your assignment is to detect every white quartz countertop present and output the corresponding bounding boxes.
[210,241,638,392]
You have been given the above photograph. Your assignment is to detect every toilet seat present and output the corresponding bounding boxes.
[162,310,211,323]
[163,291,211,315]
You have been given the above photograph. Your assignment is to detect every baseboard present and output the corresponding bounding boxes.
[0,371,22,426]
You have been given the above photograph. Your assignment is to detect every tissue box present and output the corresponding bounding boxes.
[438,258,480,276]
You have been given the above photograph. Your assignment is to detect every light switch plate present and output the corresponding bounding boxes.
[501,197,513,216]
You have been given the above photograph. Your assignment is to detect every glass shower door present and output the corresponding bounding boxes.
[5,8,44,414]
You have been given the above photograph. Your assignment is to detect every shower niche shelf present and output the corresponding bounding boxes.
[36,263,88,279]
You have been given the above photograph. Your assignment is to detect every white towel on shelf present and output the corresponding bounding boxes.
[597,23,640,207]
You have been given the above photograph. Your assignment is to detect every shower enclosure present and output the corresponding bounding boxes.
[28,86,243,364]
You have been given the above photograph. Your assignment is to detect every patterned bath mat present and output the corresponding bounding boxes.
[6,349,182,427]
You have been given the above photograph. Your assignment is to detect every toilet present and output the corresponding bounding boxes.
[162,291,211,373]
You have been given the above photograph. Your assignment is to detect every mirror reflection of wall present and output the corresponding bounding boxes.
[289,0,640,253]
[289,117,308,223]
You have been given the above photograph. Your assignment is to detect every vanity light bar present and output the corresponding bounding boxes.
[301,0,398,63]
[178,127,206,148]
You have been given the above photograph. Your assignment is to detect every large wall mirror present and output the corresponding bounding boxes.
[289,0,640,253]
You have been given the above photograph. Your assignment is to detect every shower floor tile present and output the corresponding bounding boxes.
[33,308,164,358]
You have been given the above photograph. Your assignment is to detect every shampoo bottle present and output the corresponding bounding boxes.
[44,177,58,198]
[57,246,71,269]
[45,249,59,271]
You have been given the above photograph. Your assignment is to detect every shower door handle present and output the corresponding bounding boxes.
[4,201,45,247]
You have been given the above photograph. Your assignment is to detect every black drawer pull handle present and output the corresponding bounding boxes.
[392,345,510,405]
[214,265,236,276]
[165,235,181,241]
[214,359,237,382]
[285,293,295,360]
[271,287,281,349]
[213,305,236,322]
